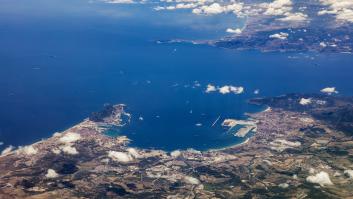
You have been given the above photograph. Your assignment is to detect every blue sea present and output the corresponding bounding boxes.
[1,0,353,151]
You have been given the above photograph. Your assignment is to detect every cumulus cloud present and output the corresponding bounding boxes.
[45,169,59,178]
[192,2,243,16]
[278,183,289,188]
[206,84,244,94]
[53,132,62,137]
[193,81,201,87]
[299,98,312,105]
[59,132,81,144]
[60,145,79,155]
[306,171,333,186]
[170,150,182,158]
[316,100,327,105]
[344,170,353,179]
[269,32,289,40]
[154,6,165,11]
[205,84,217,93]
[17,145,38,156]
[127,148,141,158]
[260,0,308,22]
[155,3,198,10]
[270,139,301,152]
[261,0,293,16]
[320,42,328,47]
[103,0,135,4]
[226,28,242,34]
[175,3,198,9]
[320,87,338,94]
[184,176,200,184]
[218,85,244,94]
[192,3,224,15]
[52,148,61,154]
[1,145,14,156]
[219,85,232,94]
[108,151,133,163]
[229,86,244,94]
[318,0,353,23]
[278,12,308,22]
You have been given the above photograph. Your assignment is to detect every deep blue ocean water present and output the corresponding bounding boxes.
[1,0,353,151]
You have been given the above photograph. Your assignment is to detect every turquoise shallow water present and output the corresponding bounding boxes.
[0,0,353,151]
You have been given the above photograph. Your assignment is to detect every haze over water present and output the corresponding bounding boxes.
[1,0,353,151]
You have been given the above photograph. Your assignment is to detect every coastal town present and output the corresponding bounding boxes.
[0,93,353,198]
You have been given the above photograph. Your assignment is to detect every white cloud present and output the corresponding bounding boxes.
[53,132,61,137]
[278,12,308,22]
[219,85,232,94]
[171,150,182,158]
[270,139,301,152]
[306,171,333,186]
[193,81,201,87]
[320,42,328,47]
[278,183,289,188]
[127,148,140,158]
[207,85,244,94]
[219,85,244,94]
[52,148,61,154]
[103,0,135,4]
[344,170,353,179]
[1,145,14,156]
[162,0,209,3]
[260,0,308,22]
[316,100,326,105]
[17,145,38,156]
[320,87,338,94]
[269,32,289,40]
[229,86,244,94]
[59,132,81,144]
[318,0,353,23]
[60,145,79,155]
[156,5,195,10]
[224,2,244,16]
[192,2,243,16]
[184,176,200,184]
[45,169,59,178]
[206,84,217,93]
[154,6,165,11]
[299,98,312,105]
[193,3,224,15]
[108,151,133,163]
[175,3,198,9]
[0,141,3,146]
[261,0,292,16]
[226,28,242,34]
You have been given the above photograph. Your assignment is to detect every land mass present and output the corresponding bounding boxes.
[159,25,353,53]
[1,93,353,198]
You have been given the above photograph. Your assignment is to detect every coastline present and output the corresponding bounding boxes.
[1,93,353,198]
[1,102,268,156]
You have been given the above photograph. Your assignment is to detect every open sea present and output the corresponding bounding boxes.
[1,0,353,151]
